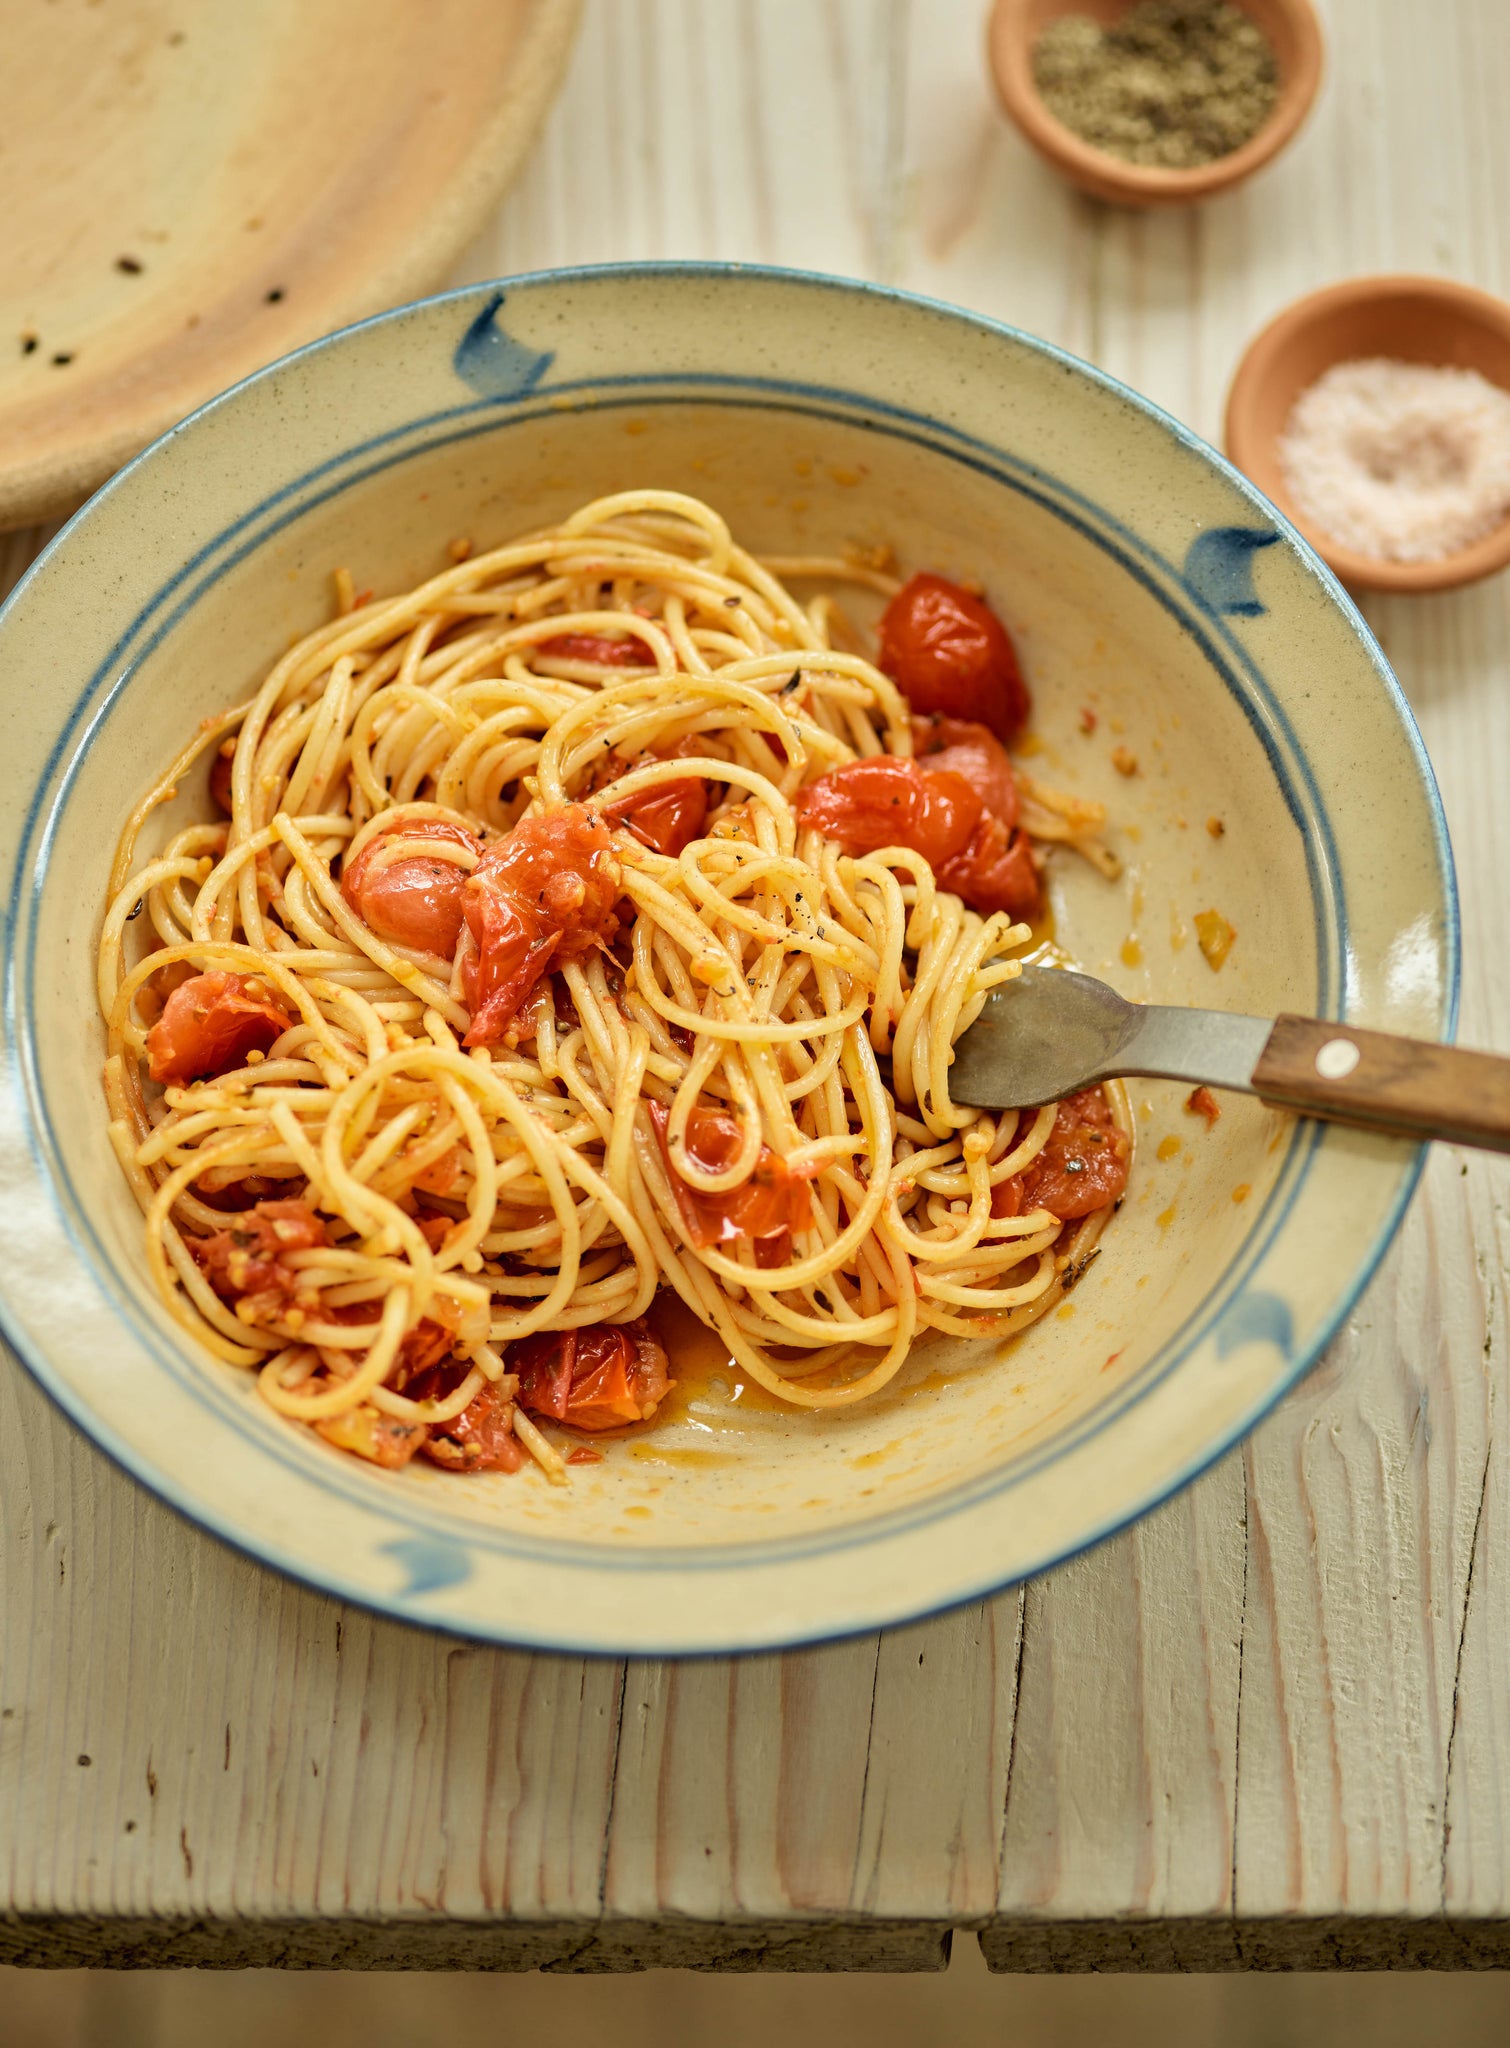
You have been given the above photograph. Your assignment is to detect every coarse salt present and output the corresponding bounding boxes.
[1277,356,1510,563]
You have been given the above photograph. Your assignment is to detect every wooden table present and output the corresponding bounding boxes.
[4,0,1508,1973]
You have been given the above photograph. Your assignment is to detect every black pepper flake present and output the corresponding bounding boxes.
[52,352,74,367]
[77,1753,92,1767]
[723,594,741,608]
[126,898,144,921]
[781,671,802,694]
[265,287,285,304]
[116,255,143,275]
[21,333,38,355]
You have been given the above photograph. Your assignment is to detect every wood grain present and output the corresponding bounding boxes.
[4,0,1510,1971]
[1252,1015,1510,1152]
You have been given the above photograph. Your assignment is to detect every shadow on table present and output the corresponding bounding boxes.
[6,1939,1510,2048]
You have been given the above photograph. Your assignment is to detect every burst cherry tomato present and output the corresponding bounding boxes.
[911,715,1020,828]
[794,757,1040,920]
[604,775,709,857]
[991,1089,1130,1222]
[422,1380,524,1471]
[878,573,1030,741]
[195,1198,328,1304]
[342,818,482,958]
[462,804,621,1046]
[512,1318,672,1432]
[936,813,1042,922]
[649,1101,816,1262]
[794,755,981,868]
[145,970,293,1085]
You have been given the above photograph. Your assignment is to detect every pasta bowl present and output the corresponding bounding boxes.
[0,265,1456,1654]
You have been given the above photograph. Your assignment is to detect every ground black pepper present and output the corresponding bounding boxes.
[1032,0,1279,169]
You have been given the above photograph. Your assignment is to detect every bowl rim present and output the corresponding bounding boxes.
[1224,271,1510,594]
[986,0,1326,207]
[0,260,1461,1654]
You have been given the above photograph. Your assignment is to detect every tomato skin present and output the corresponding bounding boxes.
[794,755,982,868]
[512,1317,672,1432]
[878,573,1030,741]
[342,818,482,958]
[648,1101,816,1255]
[461,805,621,1046]
[991,1088,1129,1222]
[605,776,709,857]
[196,1198,328,1302]
[911,715,1020,828]
[145,970,293,1085]
[538,632,646,666]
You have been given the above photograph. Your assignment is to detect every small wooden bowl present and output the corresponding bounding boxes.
[1225,276,1510,595]
[987,0,1323,207]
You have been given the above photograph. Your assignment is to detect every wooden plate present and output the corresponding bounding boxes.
[0,0,581,530]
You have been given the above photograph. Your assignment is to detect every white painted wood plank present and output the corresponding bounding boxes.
[996,1468,1245,1921]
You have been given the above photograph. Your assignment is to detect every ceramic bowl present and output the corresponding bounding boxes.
[988,0,1323,208]
[0,266,1456,1654]
[1225,274,1510,594]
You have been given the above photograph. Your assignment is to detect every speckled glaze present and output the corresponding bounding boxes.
[0,267,1457,1654]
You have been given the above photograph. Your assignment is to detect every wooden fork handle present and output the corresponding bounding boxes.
[1252,1015,1510,1154]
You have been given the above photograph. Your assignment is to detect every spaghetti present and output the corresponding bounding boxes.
[98,490,1130,1480]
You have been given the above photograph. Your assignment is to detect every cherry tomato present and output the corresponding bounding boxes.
[878,573,1030,741]
[794,755,982,869]
[512,1318,672,1432]
[648,1101,816,1255]
[537,632,646,666]
[461,804,622,1046]
[195,1198,328,1302]
[991,1088,1129,1222]
[145,970,293,1085]
[342,818,481,958]
[423,1380,524,1472]
[936,814,1042,923]
[794,756,1039,919]
[911,715,1020,828]
[604,775,709,857]
[209,745,235,815]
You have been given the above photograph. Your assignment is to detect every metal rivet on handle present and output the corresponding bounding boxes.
[1315,1037,1361,1080]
